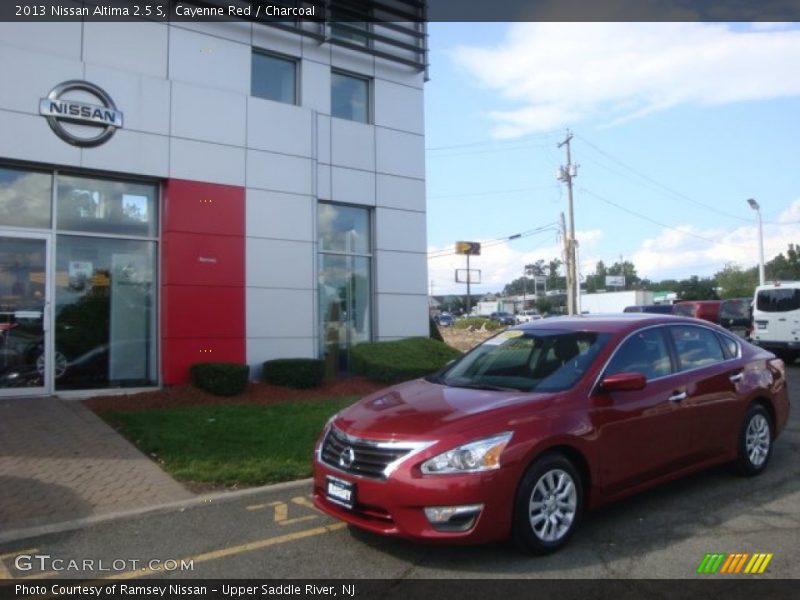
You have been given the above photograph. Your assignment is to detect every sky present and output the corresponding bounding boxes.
[423,22,800,296]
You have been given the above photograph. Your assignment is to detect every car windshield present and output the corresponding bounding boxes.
[437,329,611,393]
[673,304,694,317]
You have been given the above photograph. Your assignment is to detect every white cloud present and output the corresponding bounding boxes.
[453,23,800,138]
[630,199,800,279]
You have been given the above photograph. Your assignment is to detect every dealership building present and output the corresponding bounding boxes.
[0,3,429,396]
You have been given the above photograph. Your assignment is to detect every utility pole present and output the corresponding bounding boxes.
[558,130,578,315]
[560,212,569,312]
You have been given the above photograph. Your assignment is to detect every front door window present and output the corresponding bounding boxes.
[0,236,48,390]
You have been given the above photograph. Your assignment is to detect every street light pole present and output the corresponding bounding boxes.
[747,198,765,285]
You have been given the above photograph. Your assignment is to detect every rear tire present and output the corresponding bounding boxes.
[512,452,583,554]
[736,404,773,476]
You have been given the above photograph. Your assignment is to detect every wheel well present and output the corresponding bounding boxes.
[750,397,776,435]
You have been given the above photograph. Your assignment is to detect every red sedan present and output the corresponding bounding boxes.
[312,315,789,553]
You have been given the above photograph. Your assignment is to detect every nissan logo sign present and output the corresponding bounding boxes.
[339,446,356,469]
[39,80,123,147]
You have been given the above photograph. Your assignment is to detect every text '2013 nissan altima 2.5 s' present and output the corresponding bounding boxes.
[312,315,790,554]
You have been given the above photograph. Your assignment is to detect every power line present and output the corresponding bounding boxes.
[427,223,560,259]
[574,134,758,223]
[577,185,757,251]
[427,184,560,200]
[426,131,562,152]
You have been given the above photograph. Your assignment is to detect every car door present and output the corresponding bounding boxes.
[591,326,695,495]
[666,324,744,460]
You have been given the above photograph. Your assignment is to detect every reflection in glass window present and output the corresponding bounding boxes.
[318,203,371,375]
[332,71,369,123]
[606,328,672,380]
[252,51,297,104]
[669,325,725,372]
[57,175,157,237]
[318,203,370,254]
[54,236,157,390]
[330,1,370,47]
[0,166,52,229]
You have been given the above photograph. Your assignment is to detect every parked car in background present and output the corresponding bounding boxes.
[719,297,753,339]
[516,310,543,324]
[313,314,789,553]
[623,304,674,314]
[672,300,722,323]
[751,281,800,364]
[489,311,516,326]
[435,313,455,327]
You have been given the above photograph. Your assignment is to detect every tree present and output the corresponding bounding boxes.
[547,258,564,291]
[714,263,758,299]
[766,243,800,281]
[677,276,718,300]
[606,260,641,289]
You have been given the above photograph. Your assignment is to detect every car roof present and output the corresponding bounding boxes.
[515,313,707,334]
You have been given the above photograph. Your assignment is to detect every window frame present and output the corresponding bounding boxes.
[331,69,372,124]
[251,48,300,105]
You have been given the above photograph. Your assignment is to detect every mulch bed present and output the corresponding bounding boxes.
[83,376,384,413]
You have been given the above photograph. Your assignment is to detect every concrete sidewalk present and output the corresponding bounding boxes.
[0,397,193,535]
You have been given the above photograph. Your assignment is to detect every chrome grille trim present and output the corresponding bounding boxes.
[319,425,435,480]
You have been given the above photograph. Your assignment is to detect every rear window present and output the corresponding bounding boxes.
[672,303,695,317]
[720,298,750,320]
[756,288,800,312]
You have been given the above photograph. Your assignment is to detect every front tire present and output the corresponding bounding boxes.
[513,453,583,554]
[736,404,773,476]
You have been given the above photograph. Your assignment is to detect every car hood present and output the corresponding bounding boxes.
[334,378,556,440]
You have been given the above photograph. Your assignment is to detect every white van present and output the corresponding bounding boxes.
[751,281,800,363]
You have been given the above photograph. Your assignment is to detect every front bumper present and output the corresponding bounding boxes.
[312,459,519,545]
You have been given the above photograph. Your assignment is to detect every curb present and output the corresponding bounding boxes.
[0,478,313,546]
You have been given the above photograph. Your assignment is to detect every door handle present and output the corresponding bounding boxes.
[668,391,687,402]
[729,372,744,383]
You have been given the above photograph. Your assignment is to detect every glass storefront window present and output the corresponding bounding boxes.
[318,203,372,374]
[0,166,52,229]
[54,235,157,391]
[318,203,371,254]
[57,175,158,237]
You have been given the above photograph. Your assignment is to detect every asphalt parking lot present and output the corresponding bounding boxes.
[0,364,797,581]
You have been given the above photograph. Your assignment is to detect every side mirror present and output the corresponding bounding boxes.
[600,372,646,392]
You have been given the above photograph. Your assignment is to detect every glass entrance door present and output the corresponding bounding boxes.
[0,233,51,395]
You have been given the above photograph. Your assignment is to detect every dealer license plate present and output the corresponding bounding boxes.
[326,476,355,510]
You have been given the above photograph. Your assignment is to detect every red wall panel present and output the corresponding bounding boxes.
[162,338,246,385]
[162,178,244,236]
[161,178,246,385]
[162,285,244,340]
[161,231,244,287]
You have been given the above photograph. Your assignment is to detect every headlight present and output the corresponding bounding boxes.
[420,432,513,474]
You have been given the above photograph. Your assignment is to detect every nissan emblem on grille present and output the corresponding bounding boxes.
[339,446,355,468]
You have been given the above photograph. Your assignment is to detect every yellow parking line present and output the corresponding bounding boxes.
[106,522,347,580]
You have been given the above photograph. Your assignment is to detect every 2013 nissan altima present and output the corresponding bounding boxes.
[312,315,789,553]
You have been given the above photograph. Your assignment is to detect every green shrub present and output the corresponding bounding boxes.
[189,362,250,396]
[351,337,462,384]
[429,316,444,342]
[262,358,325,389]
[453,317,503,331]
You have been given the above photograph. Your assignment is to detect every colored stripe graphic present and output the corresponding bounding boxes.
[697,553,726,574]
[699,552,773,575]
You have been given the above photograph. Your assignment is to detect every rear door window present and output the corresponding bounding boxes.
[669,325,726,371]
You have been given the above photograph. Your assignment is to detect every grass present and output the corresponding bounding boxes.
[102,397,358,487]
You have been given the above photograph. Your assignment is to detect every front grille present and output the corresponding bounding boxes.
[321,426,417,480]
